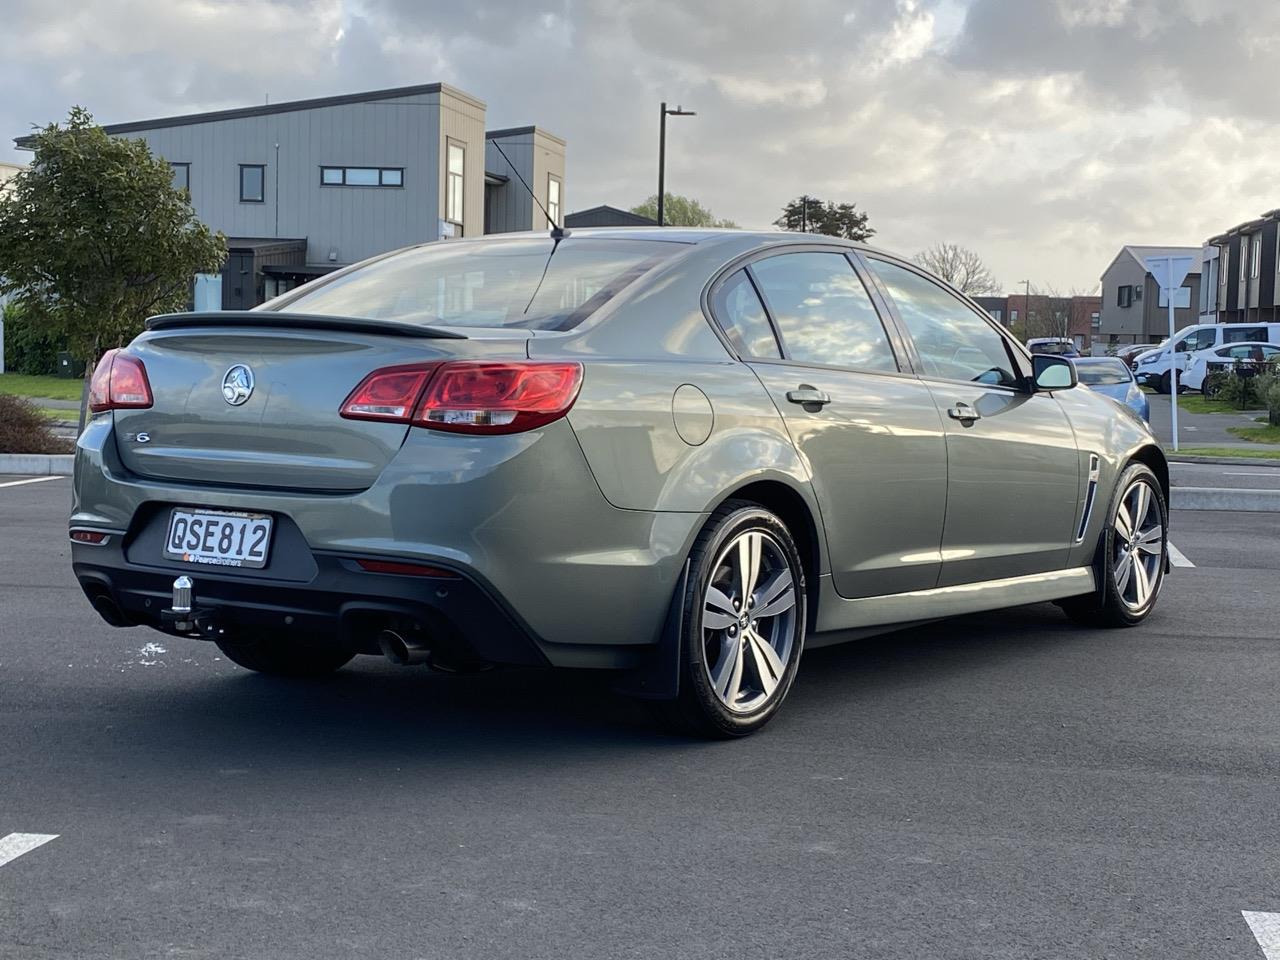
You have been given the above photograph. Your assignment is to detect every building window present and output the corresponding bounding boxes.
[1252,237,1261,278]
[319,166,404,187]
[446,141,465,229]
[169,162,190,192]
[1117,285,1132,308]
[547,174,561,227]
[1010,309,1019,322]
[989,308,1003,323]
[1091,312,1100,328]
[1241,242,1249,282]
[239,164,265,203]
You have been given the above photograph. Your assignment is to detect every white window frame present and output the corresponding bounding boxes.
[547,173,562,227]
[445,140,465,229]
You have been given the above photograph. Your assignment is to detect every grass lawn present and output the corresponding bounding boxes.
[40,407,81,422]
[0,372,85,402]
[1227,423,1280,445]
[1181,446,1280,460]
[1169,393,1262,415]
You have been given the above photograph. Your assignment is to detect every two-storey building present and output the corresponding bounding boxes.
[14,83,566,309]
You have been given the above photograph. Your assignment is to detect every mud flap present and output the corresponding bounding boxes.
[611,560,689,701]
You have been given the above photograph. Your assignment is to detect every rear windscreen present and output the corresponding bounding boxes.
[264,237,682,331]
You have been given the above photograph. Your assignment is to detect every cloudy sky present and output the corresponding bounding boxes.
[3,0,1278,290]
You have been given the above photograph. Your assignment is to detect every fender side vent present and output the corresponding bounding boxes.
[1076,454,1101,544]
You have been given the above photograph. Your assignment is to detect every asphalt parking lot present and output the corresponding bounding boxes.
[3,476,1280,959]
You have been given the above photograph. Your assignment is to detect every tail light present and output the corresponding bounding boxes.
[88,350,153,413]
[340,361,583,434]
[339,363,440,422]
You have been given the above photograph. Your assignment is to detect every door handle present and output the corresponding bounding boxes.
[947,402,981,422]
[786,387,832,406]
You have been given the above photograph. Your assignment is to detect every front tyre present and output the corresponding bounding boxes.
[660,501,807,738]
[1062,462,1167,627]
[215,632,355,677]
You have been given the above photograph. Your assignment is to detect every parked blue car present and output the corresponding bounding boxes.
[1075,357,1150,422]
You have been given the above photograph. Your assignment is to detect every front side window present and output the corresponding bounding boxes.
[239,164,264,203]
[867,258,1019,386]
[446,141,465,226]
[1174,329,1216,352]
[266,237,679,332]
[711,270,781,359]
[749,252,897,371]
[547,174,562,227]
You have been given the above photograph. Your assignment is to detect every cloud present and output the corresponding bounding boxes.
[3,0,1279,289]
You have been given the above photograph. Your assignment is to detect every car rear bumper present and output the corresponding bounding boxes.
[70,415,705,668]
[72,540,556,667]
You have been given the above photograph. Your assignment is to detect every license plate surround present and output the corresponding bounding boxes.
[162,508,274,569]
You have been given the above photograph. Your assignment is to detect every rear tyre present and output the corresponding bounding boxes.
[1061,462,1167,628]
[215,633,355,677]
[655,501,807,738]
[1158,371,1172,395]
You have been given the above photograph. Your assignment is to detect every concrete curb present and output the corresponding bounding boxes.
[1172,486,1280,512]
[0,454,74,476]
[1169,453,1280,467]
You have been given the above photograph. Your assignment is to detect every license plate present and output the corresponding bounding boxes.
[163,509,273,569]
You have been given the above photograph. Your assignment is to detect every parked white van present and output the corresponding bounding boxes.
[1133,322,1280,393]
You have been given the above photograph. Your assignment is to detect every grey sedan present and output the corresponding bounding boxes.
[71,229,1169,737]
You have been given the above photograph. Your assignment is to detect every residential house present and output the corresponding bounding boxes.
[564,205,657,228]
[0,160,22,194]
[1200,210,1280,325]
[13,83,566,309]
[1097,245,1201,347]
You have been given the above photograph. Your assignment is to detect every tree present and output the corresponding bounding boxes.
[630,193,738,228]
[774,196,874,241]
[913,243,1000,296]
[0,107,226,366]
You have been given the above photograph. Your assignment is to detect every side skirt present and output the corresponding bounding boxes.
[812,566,1097,638]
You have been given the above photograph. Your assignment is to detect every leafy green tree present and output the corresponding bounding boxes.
[0,107,226,365]
[774,196,875,241]
[630,193,739,228]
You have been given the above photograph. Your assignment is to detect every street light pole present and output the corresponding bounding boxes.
[1022,279,1032,334]
[657,102,695,227]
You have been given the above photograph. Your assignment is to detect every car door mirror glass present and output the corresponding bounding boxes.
[1033,354,1077,390]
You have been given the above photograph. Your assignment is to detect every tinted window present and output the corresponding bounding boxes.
[1223,326,1268,344]
[867,258,1018,386]
[270,237,679,331]
[750,252,896,371]
[712,271,781,358]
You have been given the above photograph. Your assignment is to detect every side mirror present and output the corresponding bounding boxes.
[1032,354,1077,391]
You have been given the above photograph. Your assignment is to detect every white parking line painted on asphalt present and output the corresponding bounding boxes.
[1167,542,1195,568]
[1243,912,1280,959]
[0,833,58,868]
[0,476,64,490]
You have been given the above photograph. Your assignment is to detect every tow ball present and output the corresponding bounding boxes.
[160,576,223,637]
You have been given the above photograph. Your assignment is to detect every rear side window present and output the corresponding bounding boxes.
[1223,326,1268,344]
[867,258,1018,386]
[711,271,781,358]
[749,252,897,371]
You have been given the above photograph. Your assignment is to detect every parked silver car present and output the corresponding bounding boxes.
[72,229,1170,736]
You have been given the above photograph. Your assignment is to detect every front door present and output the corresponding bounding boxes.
[864,257,1080,585]
[710,250,948,599]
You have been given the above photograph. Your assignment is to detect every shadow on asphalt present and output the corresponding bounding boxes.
[77,602,1096,772]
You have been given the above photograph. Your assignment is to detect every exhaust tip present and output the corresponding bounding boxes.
[377,629,430,666]
[89,593,129,628]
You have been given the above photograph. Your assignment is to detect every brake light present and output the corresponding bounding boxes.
[412,361,583,434]
[339,363,439,423]
[88,350,153,413]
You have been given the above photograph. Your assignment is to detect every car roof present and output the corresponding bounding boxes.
[1075,356,1127,364]
[556,226,875,250]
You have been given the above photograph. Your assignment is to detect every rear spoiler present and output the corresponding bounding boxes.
[145,311,467,340]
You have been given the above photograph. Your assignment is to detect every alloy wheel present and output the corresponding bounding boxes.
[1112,478,1164,612]
[701,529,799,714]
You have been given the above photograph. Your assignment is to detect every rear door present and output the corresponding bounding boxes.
[862,256,1080,586]
[710,248,948,599]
